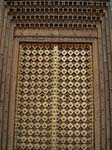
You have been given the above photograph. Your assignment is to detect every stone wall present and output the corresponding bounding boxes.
[111,0,112,11]
[0,0,112,150]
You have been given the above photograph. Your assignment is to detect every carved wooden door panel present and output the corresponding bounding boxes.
[14,43,94,150]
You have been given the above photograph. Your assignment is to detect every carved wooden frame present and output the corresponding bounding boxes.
[8,34,99,150]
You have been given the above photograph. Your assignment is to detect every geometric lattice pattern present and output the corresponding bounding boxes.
[14,43,94,150]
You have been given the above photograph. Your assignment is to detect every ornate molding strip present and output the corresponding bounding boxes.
[4,0,108,30]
